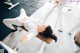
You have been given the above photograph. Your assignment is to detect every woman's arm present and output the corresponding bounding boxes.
[21,23,38,43]
[3,8,29,30]
[54,0,61,8]
[21,30,38,43]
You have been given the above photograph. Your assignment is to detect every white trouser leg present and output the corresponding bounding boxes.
[37,41,46,53]
[57,5,63,30]
[3,8,28,29]
[3,18,20,30]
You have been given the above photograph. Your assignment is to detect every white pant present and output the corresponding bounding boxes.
[3,8,28,30]
[57,4,64,30]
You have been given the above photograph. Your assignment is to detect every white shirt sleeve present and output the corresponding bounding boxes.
[27,30,38,41]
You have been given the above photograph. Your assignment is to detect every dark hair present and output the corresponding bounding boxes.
[39,25,57,42]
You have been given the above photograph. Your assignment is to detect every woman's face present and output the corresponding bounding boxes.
[37,25,46,32]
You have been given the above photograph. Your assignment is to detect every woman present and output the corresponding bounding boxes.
[3,8,57,43]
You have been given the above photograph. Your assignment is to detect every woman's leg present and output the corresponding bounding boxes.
[3,18,20,30]
[16,8,29,22]
[36,41,46,53]
[57,5,63,32]
[3,8,28,30]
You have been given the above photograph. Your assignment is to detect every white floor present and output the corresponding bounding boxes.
[3,1,80,53]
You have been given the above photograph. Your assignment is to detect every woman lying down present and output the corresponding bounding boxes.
[3,8,57,43]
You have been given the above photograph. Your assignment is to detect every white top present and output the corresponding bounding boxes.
[3,8,39,41]
[15,16,39,41]
[23,18,38,41]
[16,9,38,40]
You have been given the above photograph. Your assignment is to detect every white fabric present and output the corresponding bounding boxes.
[3,8,38,41]
[61,0,67,5]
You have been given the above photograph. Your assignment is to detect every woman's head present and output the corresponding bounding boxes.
[41,25,53,37]
[37,25,46,32]
[38,25,57,42]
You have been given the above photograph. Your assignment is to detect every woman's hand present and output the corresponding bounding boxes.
[55,0,61,3]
